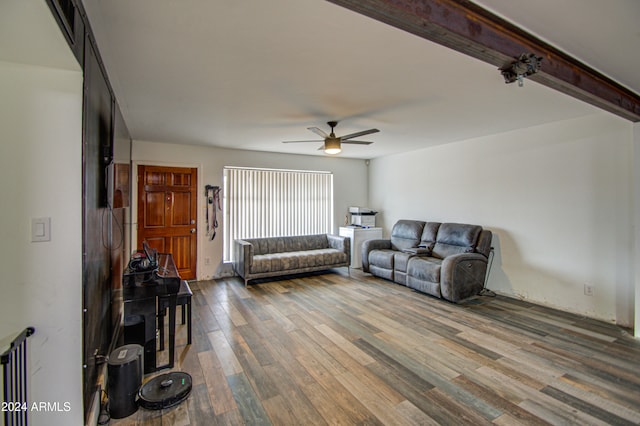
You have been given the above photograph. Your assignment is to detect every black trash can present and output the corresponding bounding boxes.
[107,344,143,419]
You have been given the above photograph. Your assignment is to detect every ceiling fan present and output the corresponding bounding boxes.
[283,121,379,155]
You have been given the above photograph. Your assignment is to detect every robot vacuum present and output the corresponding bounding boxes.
[138,372,192,410]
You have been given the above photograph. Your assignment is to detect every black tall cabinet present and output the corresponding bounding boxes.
[46,0,132,420]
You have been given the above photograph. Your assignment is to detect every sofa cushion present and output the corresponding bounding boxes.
[407,257,442,283]
[282,237,302,253]
[432,223,482,259]
[250,248,346,274]
[390,220,425,251]
[319,248,348,265]
[245,238,268,255]
[246,234,330,255]
[303,234,330,250]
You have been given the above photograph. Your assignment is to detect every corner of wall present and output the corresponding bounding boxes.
[634,122,640,338]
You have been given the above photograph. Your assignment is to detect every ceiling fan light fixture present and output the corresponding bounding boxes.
[283,121,378,154]
[324,138,341,155]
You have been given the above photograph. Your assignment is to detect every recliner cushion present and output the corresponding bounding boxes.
[418,222,441,254]
[407,257,442,282]
[369,249,394,269]
[432,223,482,259]
[390,220,425,251]
[370,265,394,281]
[393,251,413,273]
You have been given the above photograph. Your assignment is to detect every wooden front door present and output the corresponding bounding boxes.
[137,165,197,280]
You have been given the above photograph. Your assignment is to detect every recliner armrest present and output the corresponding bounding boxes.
[361,239,391,272]
[440,253,489,302]
[402,247,431,256]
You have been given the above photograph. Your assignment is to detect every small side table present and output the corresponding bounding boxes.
[339,226,383,268]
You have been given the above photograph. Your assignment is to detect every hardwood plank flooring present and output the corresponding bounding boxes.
[110,269,640,425]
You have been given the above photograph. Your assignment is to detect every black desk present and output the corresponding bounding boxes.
[123,253,180,374]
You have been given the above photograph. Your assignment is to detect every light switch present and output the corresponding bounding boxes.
[31,217,51,242]
[34,222,45,237]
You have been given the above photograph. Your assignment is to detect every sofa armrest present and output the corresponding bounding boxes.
[361,239,391,272]
[440,253,488,302]
[233,239,253,279]
[327,234,350,261]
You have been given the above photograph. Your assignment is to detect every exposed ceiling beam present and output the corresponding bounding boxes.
[326,0,640,122]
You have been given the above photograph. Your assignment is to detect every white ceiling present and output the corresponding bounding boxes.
[81,0,640,159]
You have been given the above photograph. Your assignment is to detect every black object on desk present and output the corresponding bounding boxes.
[123,245,181,374]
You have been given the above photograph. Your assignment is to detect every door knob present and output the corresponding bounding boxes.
[190,228,196,234]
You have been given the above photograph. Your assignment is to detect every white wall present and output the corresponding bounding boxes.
[132,141,369,280]
[634,122,640,337]
[0,2,84,424]
[0,60,83,424]
[369,113,634,326]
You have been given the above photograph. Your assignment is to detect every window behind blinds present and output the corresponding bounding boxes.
[223,167,333,261]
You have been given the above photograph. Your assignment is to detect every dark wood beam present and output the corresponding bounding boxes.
[326,0,640,122]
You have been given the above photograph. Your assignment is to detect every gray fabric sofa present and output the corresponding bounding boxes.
[233,234,350,286]
[362,220,492,302]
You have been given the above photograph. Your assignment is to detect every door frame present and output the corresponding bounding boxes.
[132,160,203,280]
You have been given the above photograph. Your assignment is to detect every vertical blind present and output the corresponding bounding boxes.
[223,167,334,261]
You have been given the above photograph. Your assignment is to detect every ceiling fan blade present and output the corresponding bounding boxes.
[340,128,379,141]
[282,140,324,143]
[308,127,329,138]
[342,140,374,145]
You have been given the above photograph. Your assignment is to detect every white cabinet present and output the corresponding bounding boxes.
[339,227,383,268]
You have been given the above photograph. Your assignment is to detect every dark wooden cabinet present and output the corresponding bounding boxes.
[45,0,133,419]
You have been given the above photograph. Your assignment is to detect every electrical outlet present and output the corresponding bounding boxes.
[204,257,211,265]
[584,284,594,296]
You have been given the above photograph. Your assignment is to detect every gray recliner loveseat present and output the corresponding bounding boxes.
[362,220,492,302]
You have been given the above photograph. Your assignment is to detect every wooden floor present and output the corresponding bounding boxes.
[110,269,640,425]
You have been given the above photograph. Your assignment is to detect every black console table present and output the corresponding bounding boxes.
[123,251,181,374]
